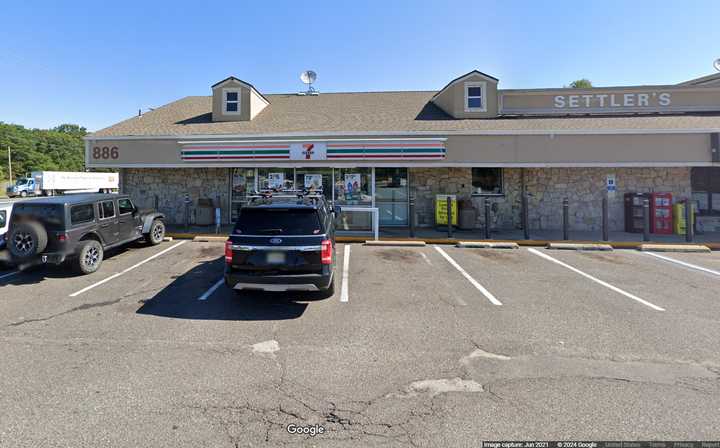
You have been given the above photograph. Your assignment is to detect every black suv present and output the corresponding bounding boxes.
[6,193,165,274]
[224,191,339,295]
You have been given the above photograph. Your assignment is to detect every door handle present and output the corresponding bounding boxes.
[101,223,110,228]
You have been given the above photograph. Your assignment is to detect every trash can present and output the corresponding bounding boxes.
[195,198,214,226]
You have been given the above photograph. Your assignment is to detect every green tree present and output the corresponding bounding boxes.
[0,122,86,182]
[566,79,593,89]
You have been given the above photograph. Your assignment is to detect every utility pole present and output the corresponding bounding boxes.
[6,145,11,182]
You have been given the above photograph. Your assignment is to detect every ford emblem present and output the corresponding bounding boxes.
[269,238,282,245]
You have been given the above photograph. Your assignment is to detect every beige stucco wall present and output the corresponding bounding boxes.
[212,81,252,122]
[87,133,714,168]
[432,73,499,118]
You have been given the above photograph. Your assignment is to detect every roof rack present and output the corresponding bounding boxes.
[247,187,326,203]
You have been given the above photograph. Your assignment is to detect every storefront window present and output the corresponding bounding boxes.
[375,167,408,226]
[472,168,503,195]
[334,168,372,206]
[691,167,720,216]
[231,168,256,222]
[295,168,333,200]
[258,168,295,191]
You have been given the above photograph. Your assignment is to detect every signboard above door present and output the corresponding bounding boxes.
[180,139,446,162]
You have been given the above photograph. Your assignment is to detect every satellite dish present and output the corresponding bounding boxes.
[714,59,720,72]
[300,70,317,85]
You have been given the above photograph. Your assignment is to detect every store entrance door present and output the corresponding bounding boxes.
[375,168,408,226]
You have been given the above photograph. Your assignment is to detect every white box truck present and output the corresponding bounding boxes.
[6,171,119,198]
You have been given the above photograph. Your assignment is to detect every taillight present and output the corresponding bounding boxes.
[225,240,233,264]
[57,233,67,242]
[321,239,332,264]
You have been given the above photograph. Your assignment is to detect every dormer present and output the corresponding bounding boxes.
[211,76,269,122]
[431,70,499,118]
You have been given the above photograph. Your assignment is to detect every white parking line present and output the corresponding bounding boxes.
[642,251,720,277]
[528,248,665,311]
[198,278,225,301]
[433,246,502,306]
[69,241,187,297]
[0,270,20,280]
[340,245,350,303]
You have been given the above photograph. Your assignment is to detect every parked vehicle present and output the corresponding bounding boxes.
[6,171,119,198]
[224,190,339,295]
[6,193,165,274]
[0,201,12,250]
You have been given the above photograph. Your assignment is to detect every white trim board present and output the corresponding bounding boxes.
[86,128,720,141]
[87,161,720,169]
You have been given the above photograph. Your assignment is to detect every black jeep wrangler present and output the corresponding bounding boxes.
[7,193,165,274]
[224,190,339,295]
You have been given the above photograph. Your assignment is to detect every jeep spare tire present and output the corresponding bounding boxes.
[9,221,48,259]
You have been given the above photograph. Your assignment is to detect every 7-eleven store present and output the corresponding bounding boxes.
[177,138,448,229]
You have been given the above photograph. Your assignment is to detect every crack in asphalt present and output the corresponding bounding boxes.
[7,298,123,327]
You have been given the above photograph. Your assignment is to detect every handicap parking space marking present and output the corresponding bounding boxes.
[528,248,665,311]
[198,278,225,301]
[641,251,720,278]
[433,245,502,306]
[340,244,350,303]
[69,241,187,297]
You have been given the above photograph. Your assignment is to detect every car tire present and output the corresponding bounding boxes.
[76,240,103,275]
[146,219,165,245]
[8,221,48,260]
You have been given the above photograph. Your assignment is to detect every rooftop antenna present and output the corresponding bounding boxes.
[299,70,319,95]
[714,59,720,72]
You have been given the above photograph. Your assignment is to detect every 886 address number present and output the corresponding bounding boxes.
[92,146,119,159]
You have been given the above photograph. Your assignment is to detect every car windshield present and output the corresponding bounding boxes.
[15,179,28,186]
[234,208,322,235]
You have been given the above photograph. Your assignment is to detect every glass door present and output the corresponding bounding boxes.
[374,168,408,226]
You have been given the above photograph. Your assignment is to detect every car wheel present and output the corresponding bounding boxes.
[147,219,165,245]
[9,221,48,260]
[76,240,103,275]
[20,191,27,198]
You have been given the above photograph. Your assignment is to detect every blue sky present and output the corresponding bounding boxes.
[1,0,718,131]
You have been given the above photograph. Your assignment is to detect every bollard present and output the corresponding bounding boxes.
[446,196,453,238]
[184,193,191,232]
[409,195,416,238]
[522,193,530,240]
[685,199,694,243]
[642,198,650,242]
[484,198,491,239]
[602,194,609,241]
[562,198,569,241]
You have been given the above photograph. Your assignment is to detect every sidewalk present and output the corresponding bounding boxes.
[165,224,720,249]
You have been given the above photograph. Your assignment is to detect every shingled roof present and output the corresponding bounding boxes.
[90,91,720,138]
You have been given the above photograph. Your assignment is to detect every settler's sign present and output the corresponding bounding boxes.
[500,86,720,115]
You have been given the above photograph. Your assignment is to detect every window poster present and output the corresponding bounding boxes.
[268,172,284,189]
[304,174,323,190]
[344,173,361,200]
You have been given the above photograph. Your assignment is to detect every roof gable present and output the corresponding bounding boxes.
[432,70,499,100]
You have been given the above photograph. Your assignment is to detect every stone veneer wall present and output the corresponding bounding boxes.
[410,167,691,232]
[121,168,231,225]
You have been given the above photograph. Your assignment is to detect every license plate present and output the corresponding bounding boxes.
[266,252,286,264]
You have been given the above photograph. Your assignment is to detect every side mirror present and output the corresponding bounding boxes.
[333,205,342,215]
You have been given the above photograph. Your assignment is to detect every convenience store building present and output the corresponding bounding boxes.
[85,70,720,233]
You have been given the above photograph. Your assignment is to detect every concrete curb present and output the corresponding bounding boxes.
[547,243,613,251]
[162,237,174,242]
[364,240,426,247]
[456,241,519,249]
[638,244,711,253]
[192,236,227,243]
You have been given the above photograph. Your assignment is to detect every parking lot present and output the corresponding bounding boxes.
[1,241,719,447]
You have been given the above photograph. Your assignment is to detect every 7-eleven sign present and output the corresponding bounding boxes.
[290,142,327,160]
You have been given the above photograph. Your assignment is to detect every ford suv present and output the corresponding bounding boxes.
[224,191,338,295]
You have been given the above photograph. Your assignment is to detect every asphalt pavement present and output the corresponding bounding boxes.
[0,241,719,447]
